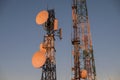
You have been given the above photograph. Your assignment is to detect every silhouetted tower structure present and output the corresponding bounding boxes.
[32,9,62,80]
[71,0,96,80]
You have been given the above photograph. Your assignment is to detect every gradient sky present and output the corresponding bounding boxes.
[0,0,120,80]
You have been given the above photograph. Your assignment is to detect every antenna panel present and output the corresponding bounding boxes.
[54,19,58,30]
[59,28,62,39]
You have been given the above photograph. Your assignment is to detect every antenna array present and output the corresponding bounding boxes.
[32,9,62,80]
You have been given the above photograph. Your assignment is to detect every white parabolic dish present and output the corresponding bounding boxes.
[36,10,48,25]
[32,50,46,68]
[80,69,87,79]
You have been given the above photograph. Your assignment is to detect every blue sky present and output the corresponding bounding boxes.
[0,0,120,80]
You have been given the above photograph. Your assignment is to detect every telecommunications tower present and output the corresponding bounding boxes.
[32,9,62,80]
[71,0,96,80]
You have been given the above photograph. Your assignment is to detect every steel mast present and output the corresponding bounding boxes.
[33,9,62,80]
[71,0,96,80]
[41,9,62,80]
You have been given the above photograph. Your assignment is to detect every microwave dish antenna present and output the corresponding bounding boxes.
[36,10,49,25]
[32,50,46,68]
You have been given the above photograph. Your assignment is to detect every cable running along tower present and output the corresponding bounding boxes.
[71,0,96,80]
[32,9,62,80]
